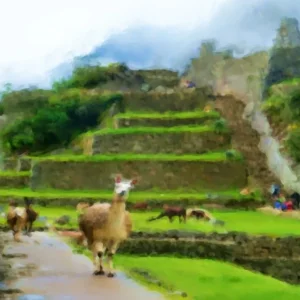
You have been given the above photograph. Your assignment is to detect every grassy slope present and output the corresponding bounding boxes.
[29,151,241,162]
[2,207,300,236]
[0,188,249,202]
[87,125,218,136]
[114,256,300,300]
[115,111,220,119]
[0,171,30,177]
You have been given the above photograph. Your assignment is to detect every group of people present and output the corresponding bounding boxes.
[271,184,300,211]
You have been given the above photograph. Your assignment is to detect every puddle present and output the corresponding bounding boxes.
[2,232,164,300]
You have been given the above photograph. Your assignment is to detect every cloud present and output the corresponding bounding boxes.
[1,0,300,88]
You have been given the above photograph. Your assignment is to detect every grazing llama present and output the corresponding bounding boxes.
[78,174,137,277]
[6,197,38,241]
[186,208,225,226]
[147,205,186,223]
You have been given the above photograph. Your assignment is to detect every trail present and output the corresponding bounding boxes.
[1,232,163,300]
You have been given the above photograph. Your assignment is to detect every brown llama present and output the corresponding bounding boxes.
[132,201,149,211]
[147,205,186,223]
[78,174,137,278]
[6,197,38,241]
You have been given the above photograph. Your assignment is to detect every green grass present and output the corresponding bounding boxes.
[0,188,250,202]
[29,151,242,162]
[113,256,300,300]
[0,171,30,177]
[2,207,300,237]
[71,242,300,299]
[87,125,217,136]
[115,111,220,120]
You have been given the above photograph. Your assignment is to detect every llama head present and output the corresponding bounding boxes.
[114,174,138,199]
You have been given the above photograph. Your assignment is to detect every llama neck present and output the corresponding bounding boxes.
[109,194,126,219]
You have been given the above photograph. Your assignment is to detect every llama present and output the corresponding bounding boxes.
[6,197,38,241]
[147,205,186,223]
[23,197,39,236]
[186,208,225,226]
[132,201,149,211]
[78,174,137,278]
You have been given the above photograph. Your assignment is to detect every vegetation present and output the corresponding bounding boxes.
[114,256,300,300]
[1,207,300,236]
[88,125,218,136]
[52,63,131,91]
[30,151,243,162]
[261,79,300,161]
[0,188,253,204]
[116,110,220,120]
[263,47,300,97]
[1,91,123,154]
[0,171,30,177]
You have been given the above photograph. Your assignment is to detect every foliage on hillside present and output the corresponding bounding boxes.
[262,78,300,162]
[52,62,143,91]
[263,47,300,98]
[0,65,129,155]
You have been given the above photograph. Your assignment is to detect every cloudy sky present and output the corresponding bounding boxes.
[0,0,299,87]
[0,0,227,86]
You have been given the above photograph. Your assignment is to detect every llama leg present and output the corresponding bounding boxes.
[25,222,32,236]
[93,241,106,275]
[106,242,119,278]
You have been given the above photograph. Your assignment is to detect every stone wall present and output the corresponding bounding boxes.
[134,69,179,88]
[90,131,231,155]
[122,88,213,112]
[117,115,218,128]
[30,159,247,191]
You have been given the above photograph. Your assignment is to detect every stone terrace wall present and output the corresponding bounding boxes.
[30,159,247,191]
[117,115,218,128]
[90,131,231,155]
[122,88,214,112]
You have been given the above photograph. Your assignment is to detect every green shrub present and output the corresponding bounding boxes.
[286,128,300,162]
[1,89,52,115]
[52,63,130,90]
[1,93,123,154]
[213,118,228,133]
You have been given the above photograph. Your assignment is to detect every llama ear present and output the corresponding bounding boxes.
[131,178,138,185]
[115,174,122,183]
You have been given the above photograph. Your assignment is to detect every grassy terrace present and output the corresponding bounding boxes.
[86,125,219,136]
[0,207,299,237]
[29,151,242,162]
[0,171,30,177]
[0,188,252,202]
[113,256,300,300]
[115,111,220,119]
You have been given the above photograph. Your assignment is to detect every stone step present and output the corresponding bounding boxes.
[29,153,247,191]
[88,126,231,155]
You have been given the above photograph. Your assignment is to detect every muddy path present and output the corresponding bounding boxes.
[1,232,163,300]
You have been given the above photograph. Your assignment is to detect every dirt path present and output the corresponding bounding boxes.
[2,232,163,300]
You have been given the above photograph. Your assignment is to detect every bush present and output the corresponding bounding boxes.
[1,93,123,154]
[52,63,130,90]
[286,128,300,162]
[1,89,52,115]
